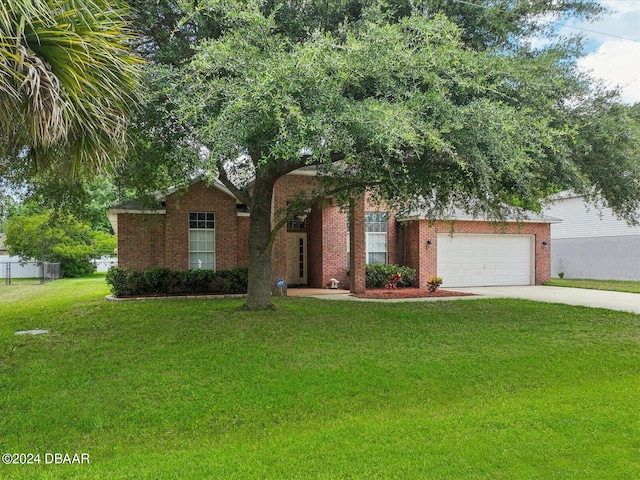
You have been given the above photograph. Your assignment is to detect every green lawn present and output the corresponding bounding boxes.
[1,276,639,479]
[545,278,640,294]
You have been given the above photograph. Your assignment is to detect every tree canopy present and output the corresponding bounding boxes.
[120,0,640,309]
[121,0,613,194]
[181,6,639,213]
[4,210,116,277]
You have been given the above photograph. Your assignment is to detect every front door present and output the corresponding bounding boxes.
[286,233,307,285]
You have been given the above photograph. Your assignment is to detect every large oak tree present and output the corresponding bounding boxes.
[124,0,639,310]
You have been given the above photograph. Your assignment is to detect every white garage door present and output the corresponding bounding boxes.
[437,234,534,287]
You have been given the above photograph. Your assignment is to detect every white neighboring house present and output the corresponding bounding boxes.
[544,192,640,280]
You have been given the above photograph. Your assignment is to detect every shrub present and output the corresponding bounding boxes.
[61,259,97,278]
[386,272,403,289]
[365,264,416,288]
[427,276,443,292]
[141,267,175,294]
[106,267,130,297]
[106,267,249,297]
[219,267,250,293]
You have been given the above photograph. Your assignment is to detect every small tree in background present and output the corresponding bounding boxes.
[4,211,116,277]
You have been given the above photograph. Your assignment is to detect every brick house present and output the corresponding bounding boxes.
[107,170,559,292]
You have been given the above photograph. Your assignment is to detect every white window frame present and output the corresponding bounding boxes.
[189,212,215,270]
[346,212,388,266]
[365,212,388,265]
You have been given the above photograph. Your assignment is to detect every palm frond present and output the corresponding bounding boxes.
[0,0,142,177]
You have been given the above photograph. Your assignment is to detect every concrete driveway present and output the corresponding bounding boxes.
[303,285,640,313]
[452,286,640,314]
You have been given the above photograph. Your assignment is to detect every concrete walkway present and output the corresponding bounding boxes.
[287,288,351,296]
[295,286,640,314]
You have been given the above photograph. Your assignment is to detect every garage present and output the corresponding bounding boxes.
[437,233,534,287]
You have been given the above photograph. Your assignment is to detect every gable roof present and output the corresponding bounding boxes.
[106,177,239,234]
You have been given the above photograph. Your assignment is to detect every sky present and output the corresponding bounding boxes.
[555,0,640,104]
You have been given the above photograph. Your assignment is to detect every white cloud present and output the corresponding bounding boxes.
[600,0,639,15]
[572,1,640,104]
[532,1,640,104]
[578,39,640,104]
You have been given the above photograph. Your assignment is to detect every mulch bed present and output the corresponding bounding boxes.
[353,288,475,299]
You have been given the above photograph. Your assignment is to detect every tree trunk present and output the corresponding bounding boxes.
[241,178,276,310]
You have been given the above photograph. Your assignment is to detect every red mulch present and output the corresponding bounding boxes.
[353,288,475,299]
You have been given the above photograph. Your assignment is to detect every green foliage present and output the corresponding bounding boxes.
[365,264,416,289]
[106,267,249,297]
[104,267,131,297]
[218,266,250,293]
[0,0,142,179]
[0,191,20,232]
[128,0,605,62]
[4,175,128,233]
[4,210,116,277]
[173,4,640,223]
[567,98,640,223]
[25,176,122,232]
[120,1,638,222]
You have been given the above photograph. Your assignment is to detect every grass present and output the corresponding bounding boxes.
[544,278,640,294]
[1,275,639,479]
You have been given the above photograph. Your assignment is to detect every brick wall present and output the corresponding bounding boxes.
[403,221,434,287]
[163,181,239,271]
[116,181,241,272]
[271,174,319,289]
[349,196,366,293]
[236,216,250,267]
[117,214,166,271]
[314,200,349,288]
[313,197,402,289]
[307,204,325,287]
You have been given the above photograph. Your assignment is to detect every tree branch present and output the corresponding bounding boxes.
[216,158,252,206]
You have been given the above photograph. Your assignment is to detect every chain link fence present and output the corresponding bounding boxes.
[2,261,62,285]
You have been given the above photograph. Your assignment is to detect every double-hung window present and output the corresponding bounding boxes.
[346,212,388,266]
[189,212,215,270]
[365,212,388,264]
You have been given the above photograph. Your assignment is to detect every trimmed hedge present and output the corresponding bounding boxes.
[365,264,417,288]
[106,267,248,297]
